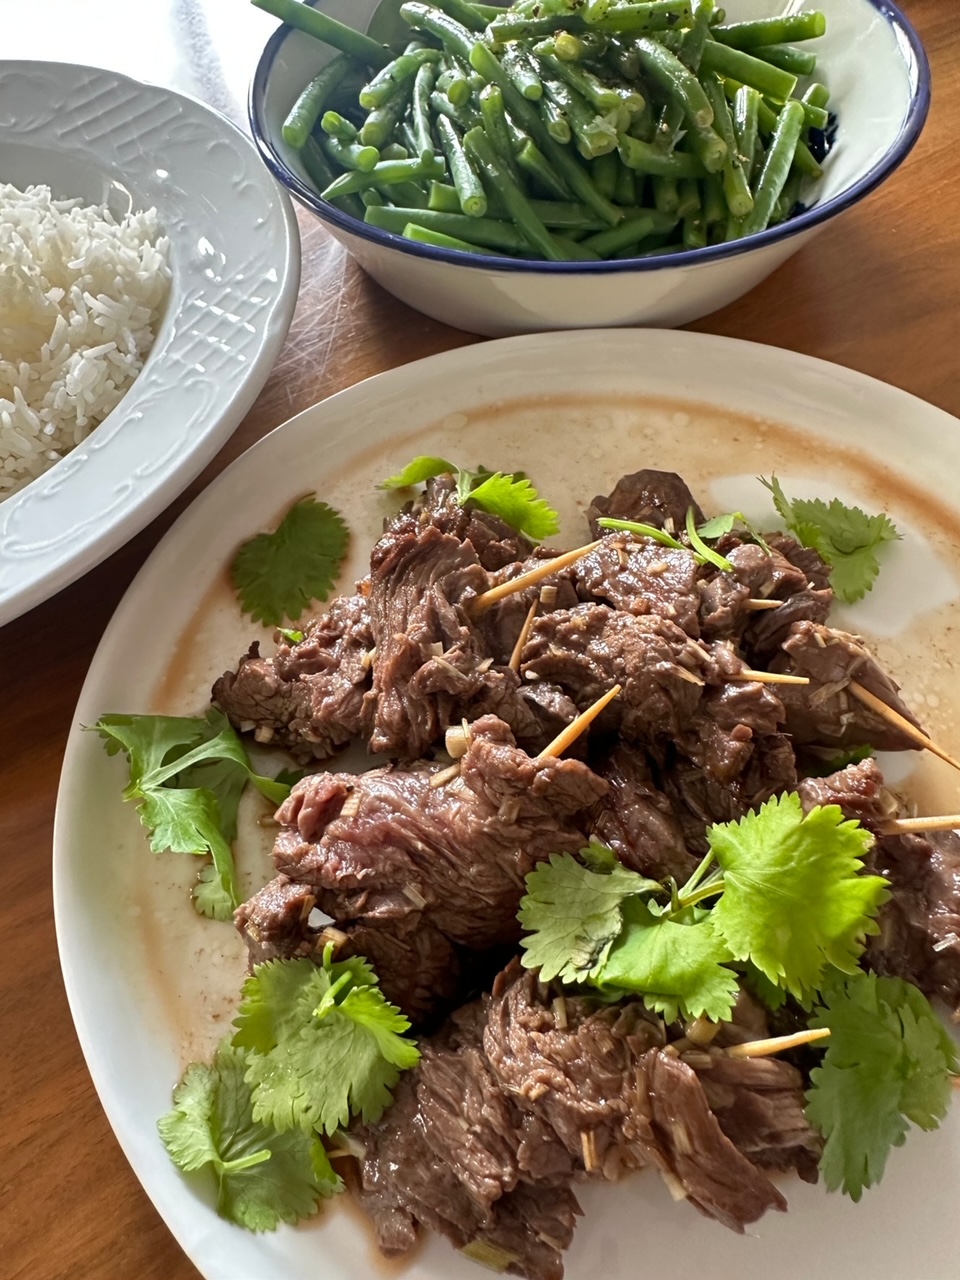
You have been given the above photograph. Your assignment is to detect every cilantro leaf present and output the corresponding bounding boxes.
[759,476,899,604]
[158,1041,341,1231]
[233,952,420,1135]
[599,899,739,1023]
[92,710,291,920]
[379,456,456,489]
[466,472,560,541]
[801,744,874,779]
[697,511,772,554]
[805,974,958,1200]
[708,793,888,999]
[518,852,659,984]
[231,495,349,626]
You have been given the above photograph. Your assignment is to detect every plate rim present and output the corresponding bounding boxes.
[0,58,302,626]
[53,327,960,1280]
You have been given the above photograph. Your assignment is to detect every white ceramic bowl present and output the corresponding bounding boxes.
[249,0,928,337]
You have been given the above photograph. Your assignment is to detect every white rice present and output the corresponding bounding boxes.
[0,183,171,499]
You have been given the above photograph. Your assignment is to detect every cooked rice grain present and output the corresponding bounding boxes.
[0,183,171,499]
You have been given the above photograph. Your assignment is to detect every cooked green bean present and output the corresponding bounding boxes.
[699,41,798,101]
[732,84,760,172]
[479,84,522,179]
[402,222,504,254]
[516,137,571,199]
[282,54,351,150]
[322,135,381,172]
[360,78,416,148]
[632,37,714,129]
[618,134,706,178]
[541,72,619,158]
[501,43,544,100]
[359,45,440,110]
[588,2,694,35]
[252,0,390,68]
[320,109,359,142]
[804,82,830,110]
[677,0,714,70]
[652,175,680,215]
[724,78,822,177]
[592,151,620,201]
[541,95,573,144]
[463,126,568,259]
[653,98,685,153]
[702,74,753,218]
[615,161,637,206]
[428,180,464,211]
[366,203,530,249]
[429,88,481,129]
[712,12,826,49]
[436,114,487,216]
[436,63,471,107]
[759,43,817,77]
[676,177,700,218]
[321,154,445,199]
[740,96,805,235]
[702,170,726,224]
[412,62,438,160]
[427,0,488,32]
[301,137,366,219]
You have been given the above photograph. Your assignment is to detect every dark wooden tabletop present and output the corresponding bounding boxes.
[1,2,958,1276]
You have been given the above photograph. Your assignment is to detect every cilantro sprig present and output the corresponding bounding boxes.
[231,495,350,627]
[379,455,560,542]
[519,793,888,1021]
[93,710,291,920]
[805,974,959,1200]
[233,946,421,1135]
[158,1040,341,1231]
[760,475,900,604]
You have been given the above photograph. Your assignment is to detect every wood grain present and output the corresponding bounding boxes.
[1,3,956,1276]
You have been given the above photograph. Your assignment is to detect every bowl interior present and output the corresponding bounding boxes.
[253,0,925,264]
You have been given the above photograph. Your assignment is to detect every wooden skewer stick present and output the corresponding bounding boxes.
[744,598,783,611]
[472,541,602,613]
[727,1027,831,1059]
[879,815,960,836]
[509,598,540,673]
[849,680,960,773]
[538,684,622,760]
[730,669,811,686]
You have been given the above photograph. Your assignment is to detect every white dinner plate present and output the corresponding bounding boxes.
[55,330,960,1280]
[0,60,300,625]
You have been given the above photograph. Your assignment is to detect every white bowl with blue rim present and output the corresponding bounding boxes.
[249,0,928,338]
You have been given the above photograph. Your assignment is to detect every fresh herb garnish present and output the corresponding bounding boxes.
[805,973,959,1200]
[595,516,686,550]
[379,455,560,542]
[519,794,888,1019]
[685,505,734,572]
[232,946,421,1135]
[760,476,900,604]
[801,744,874,779]
[277,628,305,644]
[697,510,772,554]
[158,1040,341,1230]
[93,710,291,920]
[231,495,350,627]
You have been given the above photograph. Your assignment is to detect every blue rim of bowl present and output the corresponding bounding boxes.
[249,0,930,274]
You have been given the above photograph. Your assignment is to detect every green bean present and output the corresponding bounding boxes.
[773,165,803,224]
[676,177,700,218]
[588,2,694,35]
[529,200,602,227]
[436,63,471,107]
[632,37,714,128]
[539,51,636,116]
[759,43,817,77]
[471,1,509,18]
[544,31,607,61]
[712,12,826,49]
[366,203,530,249]
[542,73,619,157]
[402,221,504,254]
[359,45,440,110]
[360,78,416,148]
[592,151,620,200]
[653,99,685,153]
[617,134,706,177]
[702,171,726,223]
[427,0,488,31]
[684,120,727,173]
[541,95,573,144]
[488,13,574,41]
[436,114,487,216]
[320,109,359,143]
[301,137,366,219]
[553,235,602,260]
[677,0,714,70]
[724,78,821,177]
[251,0,390,68]
[615,162,636,206]
[430,88,481,129]
[322,154,445,199]
[479,84,522,179]
[582,209,677,256]
[652,175,679,215]
[699,41,798,102]
[361,188,385,208]
[463,126,569,259]
[322,135,381,172]
[469,42,621,222]
[382,180,430,207]
[732,84,759,171]
[740,97,805,235]
[401,3,476,64]
[701,74,752,217]
[501,43,544,100]
[682,210,707,248]
[282,54,351,150]
[516,137,571,199]
[428,180,464,212]
[411,62,438,160]
[382,140,411,161]
[783,95,829,131]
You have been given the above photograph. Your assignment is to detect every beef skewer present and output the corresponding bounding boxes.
[847,680,960,772]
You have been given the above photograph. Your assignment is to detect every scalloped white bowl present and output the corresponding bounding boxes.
[250,0,928,336]
[0,60,301,626]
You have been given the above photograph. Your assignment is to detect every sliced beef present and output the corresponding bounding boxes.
[414,474,528,571]
[691,1051,822,1182]
[246,716,606,1018]
[576,536,701,636]
[212,593,372,762]
[773,621,925,751]
[674,676,786,787]
[474,553,579,666]
[234,876,317,966]
[869,829,960,1016]
[460,669,580,758]
[586,469,704,538]
[521,604,710,743]
[796,756,892,828]
[591,744,696,883]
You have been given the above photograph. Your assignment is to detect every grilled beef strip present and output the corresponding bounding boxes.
[576,536,702,636]
[586,468,704,538]
[212,593,373,763]
[591,744,697,883]
[773,621,925,751]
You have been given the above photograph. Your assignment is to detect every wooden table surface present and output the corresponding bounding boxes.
[1,2,957,1276]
